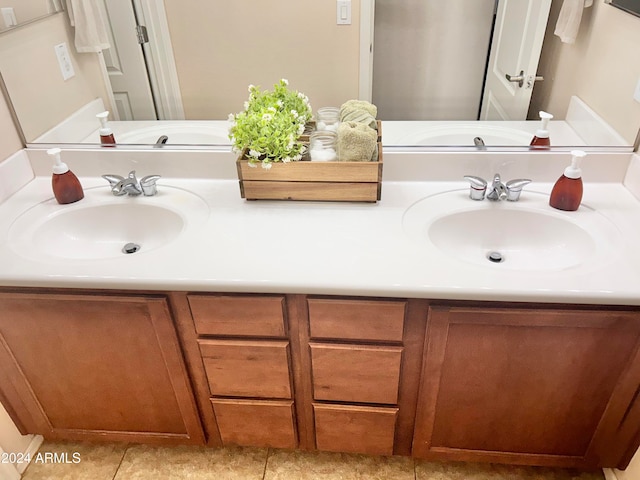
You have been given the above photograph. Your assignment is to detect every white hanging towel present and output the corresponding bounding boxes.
[65,0,110,53]
[554,0,593,44]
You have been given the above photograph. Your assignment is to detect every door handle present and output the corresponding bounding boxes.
[526,75,544,88]
[505,70,525,88]
[506,71,544,89]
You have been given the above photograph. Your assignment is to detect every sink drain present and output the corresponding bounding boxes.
[486,251,504,263]
[122,242,141,254]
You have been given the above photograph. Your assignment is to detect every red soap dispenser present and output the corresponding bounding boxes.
[48,148,84,204]
[530,111,553,149]
[96,111,116,146]
[549,150,585,211]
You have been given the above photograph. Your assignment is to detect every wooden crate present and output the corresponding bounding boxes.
[236,143,383,202]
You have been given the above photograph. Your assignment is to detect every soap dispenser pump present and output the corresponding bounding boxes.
[549,150,585,211]
[530,111,553,149]
[48,148,84,204]
[96,111,116,146]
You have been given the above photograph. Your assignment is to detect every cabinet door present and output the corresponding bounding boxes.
[413,306,640,469]
[0,291,204,445]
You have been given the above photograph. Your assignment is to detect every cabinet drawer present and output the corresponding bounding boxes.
[314,403,398,455]
[310,344,402,404]
[212,399,297,449]
[188,294,286,337]
[199,339,291,398]
[308,298,405,342]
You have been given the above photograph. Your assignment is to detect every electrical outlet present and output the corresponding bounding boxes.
[634,77,640,103]
[54,42,75,81]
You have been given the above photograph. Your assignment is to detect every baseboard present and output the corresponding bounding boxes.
[15,434,44,475]
[603,467,619,480]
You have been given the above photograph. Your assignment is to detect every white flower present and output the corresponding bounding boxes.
[282,156,291,163]
[297,124,305,135]
[227,113,235,122]
[293,154,302,161]
[268,106,277,113]
[281,79,289,85]
[248,84,255,92]
[297,92,305,99]
[249,149,261,158]
[262,162,272,170]
[276,100,283,108]
[291,110,299,119]
[262,113,273,121]
[243,101,249,110]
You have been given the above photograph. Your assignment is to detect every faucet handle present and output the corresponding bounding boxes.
[140,175,161,196]
[102,174,124,187]
[505,179,532,201]
[464,175,487,201]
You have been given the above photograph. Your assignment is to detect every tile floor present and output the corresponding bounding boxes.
[21,442,605,480]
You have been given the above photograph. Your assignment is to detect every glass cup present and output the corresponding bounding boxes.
[316,107,340,133]
[309,130,337,161]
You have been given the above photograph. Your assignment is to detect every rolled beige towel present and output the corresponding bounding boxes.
[337,121,377,162]
[340,100,378,130]
[340,100,377,118]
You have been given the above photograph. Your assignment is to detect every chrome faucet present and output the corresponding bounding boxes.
[487,173,507,201]
[473,136,486,150]
[102,170,161,196]
[154,135,169,148]
[464,174,531,201]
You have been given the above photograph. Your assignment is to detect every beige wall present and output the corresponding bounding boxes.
[532,0,640,143]
[0,12,109,142]
[0,86,23,159]
[165,0,362,120]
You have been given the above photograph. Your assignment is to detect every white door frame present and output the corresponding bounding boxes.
[359,0,375,101]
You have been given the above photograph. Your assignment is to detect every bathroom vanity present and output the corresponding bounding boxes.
[1,149,640,470]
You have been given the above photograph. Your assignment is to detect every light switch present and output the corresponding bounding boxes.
[54,42,75,81]
[337,0,351,25]
[1,7,17,28]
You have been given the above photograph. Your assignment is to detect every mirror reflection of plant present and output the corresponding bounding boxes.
[229,79,313,169]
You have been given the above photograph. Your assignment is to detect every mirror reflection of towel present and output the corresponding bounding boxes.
[65,0,110,53]
[554,0,593,44]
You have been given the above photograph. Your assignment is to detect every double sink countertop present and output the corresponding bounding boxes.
[1,148,640,305]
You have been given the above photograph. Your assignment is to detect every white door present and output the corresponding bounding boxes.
[480,0,552,120]
[101,0,157,120]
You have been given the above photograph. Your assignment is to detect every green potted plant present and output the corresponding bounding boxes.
[229,79,313,169]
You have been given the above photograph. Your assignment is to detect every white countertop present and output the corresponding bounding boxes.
[2,149,640,306]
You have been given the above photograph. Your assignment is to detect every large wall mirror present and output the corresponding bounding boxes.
[0,0,638,150]
[0,0,62,32]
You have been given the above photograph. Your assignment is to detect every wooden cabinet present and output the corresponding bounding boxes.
[3,287,640,470]
[180,293,298,449]
[0,290,204,445]
[413,305,640,469]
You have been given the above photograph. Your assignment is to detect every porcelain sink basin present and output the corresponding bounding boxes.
[402,190,621,271]
[394,123,533,146]
[8,186,209,261]
[117,124,230,145]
